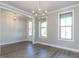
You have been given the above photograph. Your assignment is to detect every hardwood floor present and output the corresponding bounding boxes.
[1,41,79,58]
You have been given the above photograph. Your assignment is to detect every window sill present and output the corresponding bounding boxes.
[58,39,74,42]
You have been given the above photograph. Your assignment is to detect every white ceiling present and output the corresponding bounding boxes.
[1,1,79,13]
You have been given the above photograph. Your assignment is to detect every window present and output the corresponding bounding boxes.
[58,11,74,41]
[28,20,32,36]
[39,19,47,38]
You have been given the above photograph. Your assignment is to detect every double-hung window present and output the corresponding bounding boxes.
[39,18,47,38]
[58,11,74,41]
[28,20,32,36]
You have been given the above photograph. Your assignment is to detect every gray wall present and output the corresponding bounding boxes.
[0,3,79,52]
[0,8,29,45]
[35,5,79,51]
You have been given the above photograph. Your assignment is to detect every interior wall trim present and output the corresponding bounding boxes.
[0,2,32,17]
[1,2,79,17]
[48,3,79,15]
[34,42,79,53]
[0,40,27,46]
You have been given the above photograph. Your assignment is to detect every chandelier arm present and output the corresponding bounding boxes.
[32,1,47,18]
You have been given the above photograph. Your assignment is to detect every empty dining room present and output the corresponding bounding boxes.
[0,0,79,58]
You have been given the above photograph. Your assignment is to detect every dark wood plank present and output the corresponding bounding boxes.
[1,41,79,58]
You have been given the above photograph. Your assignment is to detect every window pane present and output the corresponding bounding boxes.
[61,18,65,26]
[66,17,72,26]
[60,15,65,26]
[29,28,32,35]
[29,22,32,28]
[29,31,32,36]
[59,12,72,40]
[41,28,47,37]
[66,27,71,39]
[61,27,65,39]
[28,21,32,36]
[41,22,47,27]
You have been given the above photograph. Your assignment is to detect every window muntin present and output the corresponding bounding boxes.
[39,20,47,38]
[59,12,73,41]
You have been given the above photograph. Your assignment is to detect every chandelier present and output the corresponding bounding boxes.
[32,1,47,18]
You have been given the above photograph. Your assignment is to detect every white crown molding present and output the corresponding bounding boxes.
[1,2,79,17]
[0,2,32,17]
[48,3,79,15]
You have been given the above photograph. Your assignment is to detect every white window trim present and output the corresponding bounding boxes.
[58,10,74,41]
[39,17,48,38]
[27,19,33,37]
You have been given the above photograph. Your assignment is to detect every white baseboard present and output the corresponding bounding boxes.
[34,41,79,53]
[0,39,28,46]
[32,41,38,44]
[0,39,33,46]
[1,40,79,53]
[25,39,32,41]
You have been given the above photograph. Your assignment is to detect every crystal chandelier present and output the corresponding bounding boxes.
[32,1,47,18]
